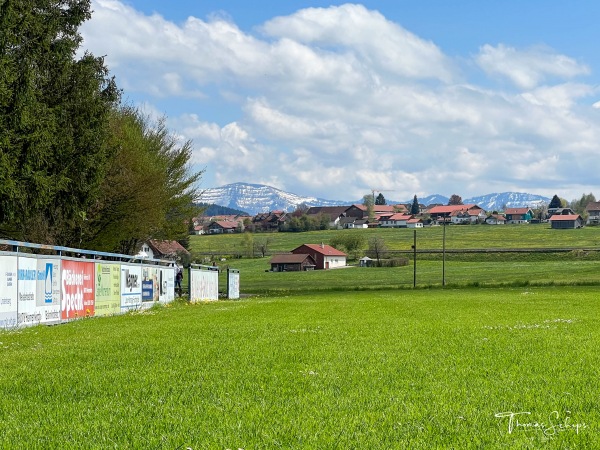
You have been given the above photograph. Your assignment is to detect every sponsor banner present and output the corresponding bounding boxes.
[95,262,121,317]
[190,268,218,302]
[0,254,18,329]
[159,267,175,303]
[227,270,240,300]
[121,264,142,311]
[36,257,61,324]
[17,256,40,327]
[141,266,159,304]
[61,259,95,320]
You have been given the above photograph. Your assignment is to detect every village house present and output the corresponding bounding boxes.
[407,218,424,228]
[139,240,190,261]
[270,254,316,272]
[305,206,349,228]
[427,204,486,224]
[504,208,534,224]
[485,214,507,225]
[291,244,347,270]
[208,220,240,234]
[586,201,600,225]
[379,213,414,228]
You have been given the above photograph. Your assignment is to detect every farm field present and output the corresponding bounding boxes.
[1,287,598,448]
[190,223,600,256]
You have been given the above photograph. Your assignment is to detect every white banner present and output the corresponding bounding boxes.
[227,270,240,299]
[17,256,40,327]
[36,257,61,324]
[190,268,218,302]
[159,267,175,303]
[120,264,142,311]
[0,254,18,329]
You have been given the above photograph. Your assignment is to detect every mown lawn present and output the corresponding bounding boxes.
[1,287,599,448]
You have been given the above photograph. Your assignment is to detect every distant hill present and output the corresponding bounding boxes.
[199,183,347,215]
[200,183,551,215]
[197,203,249,217]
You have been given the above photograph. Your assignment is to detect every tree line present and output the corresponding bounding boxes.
[0,1,202,253]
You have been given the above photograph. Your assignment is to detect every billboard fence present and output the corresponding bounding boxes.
[0,239,240,330]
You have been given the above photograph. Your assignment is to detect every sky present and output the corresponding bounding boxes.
[80,0,600,202]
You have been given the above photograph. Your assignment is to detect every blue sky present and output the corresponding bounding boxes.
[81,1,600,202]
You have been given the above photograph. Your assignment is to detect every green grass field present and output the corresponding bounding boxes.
[191,223,600,256]
[1,287,598,448]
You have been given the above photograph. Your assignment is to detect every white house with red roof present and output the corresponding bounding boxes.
[291,244,347,269]
[407,218,424,228]
[427,204,485,223]
[380,213,414,228]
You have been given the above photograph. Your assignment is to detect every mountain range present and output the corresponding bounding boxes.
[200,183,550,216]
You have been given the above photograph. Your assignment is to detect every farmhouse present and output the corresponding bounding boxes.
[305,206,349,228]
[485,214,507,225]
[504,208,534,224]
[586,202,600,225]
[291,244,347,270]
[208,220,239,234]
[407,218,424,228]
[270,254,316,272]
[380,213,413,228]
[549,214,584,229]
[139,240,189,261]
[427,204,485,223]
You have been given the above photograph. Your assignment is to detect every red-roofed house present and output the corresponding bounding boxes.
[380,214,414,228]
[427,204,485,223]
[140,240,190,260]
[504,208,534,224]
[291,244,347,270]
[270,254,316,272]
[407,218,424,228]
[208,220,240,234]
[549,214,584,229]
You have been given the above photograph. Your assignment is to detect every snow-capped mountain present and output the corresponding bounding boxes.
[199,183,347,215]
[463,192,550,211]
[199,183,551,215]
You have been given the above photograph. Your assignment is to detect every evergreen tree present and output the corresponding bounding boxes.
[410,195,420,215]
[448,194,463,205]
[0,0,120,244]
[375,193,386,205]
[549,194,562,209]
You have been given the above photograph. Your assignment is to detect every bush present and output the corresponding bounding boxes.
[374,258,410,267]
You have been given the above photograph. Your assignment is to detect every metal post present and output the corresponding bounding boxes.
[413,229,417,288]
[442,214,446,287]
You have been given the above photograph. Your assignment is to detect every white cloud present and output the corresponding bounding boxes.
[83,1,600,202]
[476,44,590,90]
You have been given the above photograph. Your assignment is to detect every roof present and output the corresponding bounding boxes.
[210,220,239,229]
[586,202,600,211]
[293,244,347,257]
[270,254,315,264]
[386,214,413,221]
[407,218,422,223]
[505,208,532,214]
[549,214,582,221]
[147,240,190,257]
[427,204,478,214]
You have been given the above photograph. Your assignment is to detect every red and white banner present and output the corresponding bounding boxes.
[61,260,95,320]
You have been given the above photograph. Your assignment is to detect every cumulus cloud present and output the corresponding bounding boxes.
[82,1,600,202]
[476,44,590,90]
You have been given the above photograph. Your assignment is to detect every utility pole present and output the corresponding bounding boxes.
[412,229,417,287]
[442,213,446,287]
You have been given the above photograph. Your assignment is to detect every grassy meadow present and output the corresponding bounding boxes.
[2,225,599,448]
[1,288,599,448]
